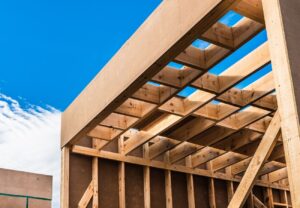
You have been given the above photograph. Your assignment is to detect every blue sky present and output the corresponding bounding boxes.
[0,0,161,110]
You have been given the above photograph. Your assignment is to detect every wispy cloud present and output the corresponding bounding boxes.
[0,93,61,208]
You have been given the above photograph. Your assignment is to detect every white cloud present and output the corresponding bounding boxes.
[0,93,61,208]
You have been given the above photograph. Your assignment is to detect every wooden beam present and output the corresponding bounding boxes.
[263,0,300,207]
[71,145,289,191]
[144,166,151,208]
[253,194,267,208]
[92,139,99,208]
[186,156,196,208]
[233,0,264,23]
[60,146,70,208]
[119,162,125,208]
[61,0,241,147]
[78,181,94,208]
[228,111,281,208]
[209,178,217,208]
[123,114,181,154]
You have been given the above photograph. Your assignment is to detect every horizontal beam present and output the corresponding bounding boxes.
[71,145,289,191]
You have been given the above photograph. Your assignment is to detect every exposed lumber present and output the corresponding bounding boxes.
[118,162,125,208]
[100,113,139,130]
[233,0,264,23]
[169,142,202,164]
[115,98,156,118]
[193,102,239,120]
[217,106,270,130]
[61,0,242,147]
[268,168,288,183]
[165,170,173,208]
[149,137,180,159]
[174,47,206,70]
[232,17,264,47]
[87,125,122,141]
[253,194,267,208]
[186,156,196,208]
[144,166,151,208]
[218,72,274,107]
[123,114,181,154]
[159,90,215,116]
[192,42,270,93]
[228,111,281,208]
[263,0,300,207]
[212,152,248,171]
[192,146,226,167]
[201,22,234,50]
[92,139,99,208]
[60,146,70,208]
[209,178,217,208]
[132,83,177,104]
[78,181,94,208]
[71,145,290,191]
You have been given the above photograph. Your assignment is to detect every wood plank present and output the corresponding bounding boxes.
[165,170,173,208]
[228,111,281,208]
[144,166,151,208]
[263,0,300,207]
[60,146,70,208]
[233,0,264,23]
[253,194,267,208]
[119,162,125,208]
[92,139,99,208]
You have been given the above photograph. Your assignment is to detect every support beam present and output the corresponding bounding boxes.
[186,156,195,208]
[119,162,125,208]
[61,0,242,147]
[92,139,99,208]
[165,170,173,208]
[263,0,300,207]
[71,145,289,191]
[228,111,281,208]
[60,146,70,208]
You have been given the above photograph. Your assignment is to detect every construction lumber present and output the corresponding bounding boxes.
[263,0,300,207]
[61,0,241,147]
[228,111,281,207]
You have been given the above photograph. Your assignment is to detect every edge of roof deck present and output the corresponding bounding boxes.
[61,0,240,147]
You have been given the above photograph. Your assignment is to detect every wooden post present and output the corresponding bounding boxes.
[165,170,173,208]
[262,0,300,207]
[186,156,195,208]
[118,137,126,208]
[61,146,70,208]
[228,112,281,208]
[92,139,99,208]
[143,144,151,208]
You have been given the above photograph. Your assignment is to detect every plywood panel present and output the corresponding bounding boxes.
[69,153,92,208]
[194,176,210,208]
[150,168,166,208]
[214,179,228,208]
[99,159,119,208]
[125,163,144,208]
[171,172,188,208]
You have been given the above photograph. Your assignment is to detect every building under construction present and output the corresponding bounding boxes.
[60,0,300,207]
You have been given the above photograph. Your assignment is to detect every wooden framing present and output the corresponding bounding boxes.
[60,0,299,207]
